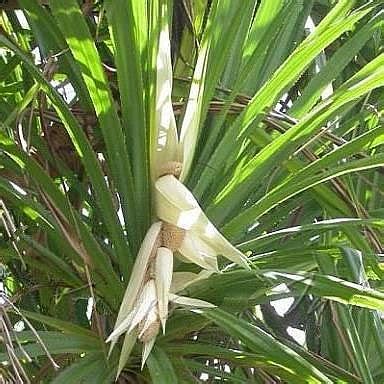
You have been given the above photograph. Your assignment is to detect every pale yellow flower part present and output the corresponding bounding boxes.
[151,13,181,179]
[141,337,156,370]
[138,305,159,341]
[107,279,157,343]
[169,293,216,308]
[107,265,215,371]
[108,222,161,353]
[115,331,137,381]
[178,231,219,272]
[155,247,173,333]
[106,222,217,374]
[155,174,250,269]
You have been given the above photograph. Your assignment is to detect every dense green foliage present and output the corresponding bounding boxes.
[1,0,384,382]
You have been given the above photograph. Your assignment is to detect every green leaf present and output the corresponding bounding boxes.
[204,308,332,383]
[19,0,92,108]
[331,303,375,383]
[20,310,97,338]
[147,346,178,384]
[227,153,384,234]
[0,33,128,290]
[50,0,140,260]
[0,331,101,361]
[240,218,384,250]
[221,54,384,232]
[194,1,372,199]
[106,0,150,241]
[263,271,384,311]
[51,353,114,384]
[167,342,359,384]
[290,11,384,118]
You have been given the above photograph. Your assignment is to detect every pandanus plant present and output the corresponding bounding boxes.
[1,0,384,383]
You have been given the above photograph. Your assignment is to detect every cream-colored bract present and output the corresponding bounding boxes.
[114,223,161,326]
[150,13,180,180]
[178,231,220,272]
[155,175,250,269]
[169,293,216,308]
[106,235,215,375]
[107,279,157,343]
[108,221,161,356]
[155,247,173,332]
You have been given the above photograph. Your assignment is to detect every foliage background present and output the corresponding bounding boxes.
[1,0,384,382]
